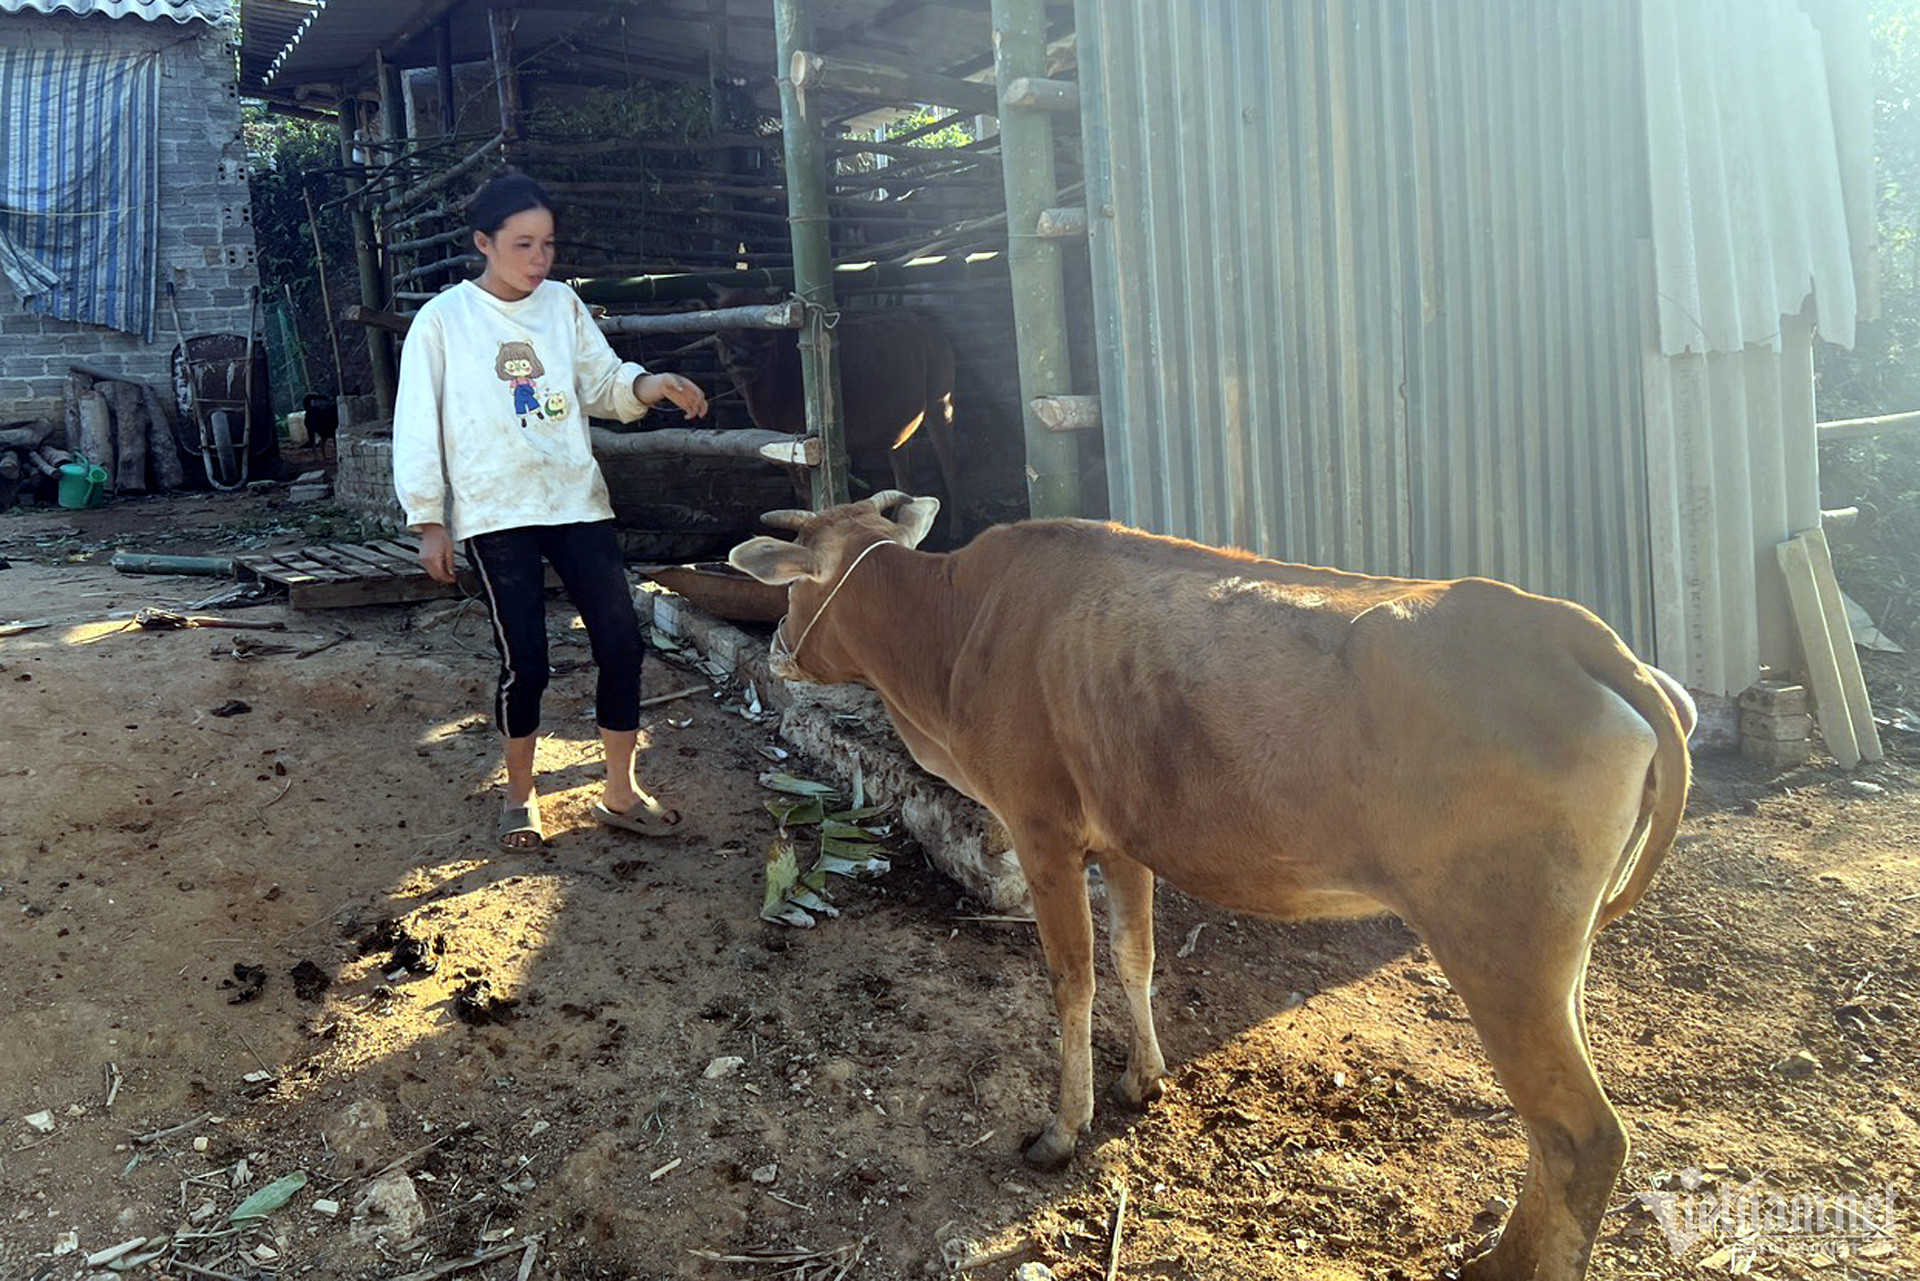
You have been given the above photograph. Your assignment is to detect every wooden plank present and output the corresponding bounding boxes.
[330,543,420,575]
[302,545,399,577]
[369,539,432,567]
[1803,527,1884,762]
[287,572,477,610]
[1776,535,1860,768]
[272,554,354,582]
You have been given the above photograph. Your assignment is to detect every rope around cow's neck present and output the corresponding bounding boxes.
[771,537,892,673]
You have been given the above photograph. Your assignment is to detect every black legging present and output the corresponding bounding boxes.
[465,521,642,739]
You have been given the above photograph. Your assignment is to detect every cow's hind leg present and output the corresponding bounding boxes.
[1425,916,1625,1281]
[1017,828,1098,1170]
[1098,853,1167,1110]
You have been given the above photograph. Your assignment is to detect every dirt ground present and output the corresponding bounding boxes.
[1,483,1917,1281]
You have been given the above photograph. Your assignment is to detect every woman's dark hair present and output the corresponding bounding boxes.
[471,173,555,238]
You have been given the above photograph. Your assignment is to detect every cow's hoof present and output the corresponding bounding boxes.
[1019,1126,1076,1171]
[1109,1075,1164,1112]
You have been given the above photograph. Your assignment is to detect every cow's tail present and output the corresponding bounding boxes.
[1585,630,1694,932]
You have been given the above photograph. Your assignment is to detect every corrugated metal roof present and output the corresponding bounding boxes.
[247,0,997,109]
[0,0,228,21]
[1077,0,1654,652]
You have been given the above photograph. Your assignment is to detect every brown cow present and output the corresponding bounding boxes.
[709,286,961,537]
[730,492,1695,1281]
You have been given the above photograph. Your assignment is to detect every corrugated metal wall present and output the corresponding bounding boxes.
[1075,0,1654,651]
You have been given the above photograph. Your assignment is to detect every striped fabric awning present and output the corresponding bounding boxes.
[0,47,161,339]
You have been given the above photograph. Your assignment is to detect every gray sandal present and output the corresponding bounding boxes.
[590,798,683,836]
[498,796,544,850]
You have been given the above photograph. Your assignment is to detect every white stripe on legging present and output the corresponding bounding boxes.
[467,541,519,733]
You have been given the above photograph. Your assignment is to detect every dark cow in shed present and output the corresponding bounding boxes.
[730,492,1696,1281]
[709,286,961,538]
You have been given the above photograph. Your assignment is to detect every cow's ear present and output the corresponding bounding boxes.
[729,536,821,585]
[891,496,941,548]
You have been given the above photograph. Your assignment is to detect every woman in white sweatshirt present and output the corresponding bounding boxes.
[393,174,708,850]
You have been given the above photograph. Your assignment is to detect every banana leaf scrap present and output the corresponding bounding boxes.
[758,773,894,927]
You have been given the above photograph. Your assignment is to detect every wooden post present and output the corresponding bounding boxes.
[340,105,397,416]
[489,7,524,161]
[775,0,848,510]
[435,16,457,136]
[992,0,1080,518]
[376,48,414,313]
[302,187,348,397]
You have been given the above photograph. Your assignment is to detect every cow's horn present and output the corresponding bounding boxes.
[867,490,911,514]
[759,508,813,531]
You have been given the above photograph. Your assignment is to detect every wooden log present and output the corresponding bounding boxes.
[64,371,91,451]
[1002,76,1081,112]
[1031,395,1101,432]
[789,50,998,117]
[106,381,148,494]
[0,450,20,482]
[24,448,58,478]
[32,444,72,471]
[0,420,58,450]
[143,383,184,491]
[589,425,819,466]
[77,389,114,482]
[1036,206,1088,238]
[345,305,417,337]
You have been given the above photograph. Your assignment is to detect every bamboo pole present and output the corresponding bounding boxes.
[571,253,1002,307]
[776,0,848,510]
[992,0,1079,517]
[599,300,804,335]
[1816,409,1920,443]
[589,425,819,466]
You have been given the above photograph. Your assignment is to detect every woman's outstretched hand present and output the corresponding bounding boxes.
[637,372,709,419]
[418,524,458,584]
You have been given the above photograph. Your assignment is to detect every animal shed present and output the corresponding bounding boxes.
[246,0,1875,703]
[242,0,1100,554]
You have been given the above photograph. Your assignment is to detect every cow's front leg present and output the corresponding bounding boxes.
[1098,852,1166,1109]
[1018,835,1097,1170]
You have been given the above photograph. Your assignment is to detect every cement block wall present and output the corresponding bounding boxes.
[0,11,259,421]
[335,425,406,527]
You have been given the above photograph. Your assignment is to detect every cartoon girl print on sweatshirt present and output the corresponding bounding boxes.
[494,341,570,428]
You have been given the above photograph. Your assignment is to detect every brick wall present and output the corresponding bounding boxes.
[0,11,258,421]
